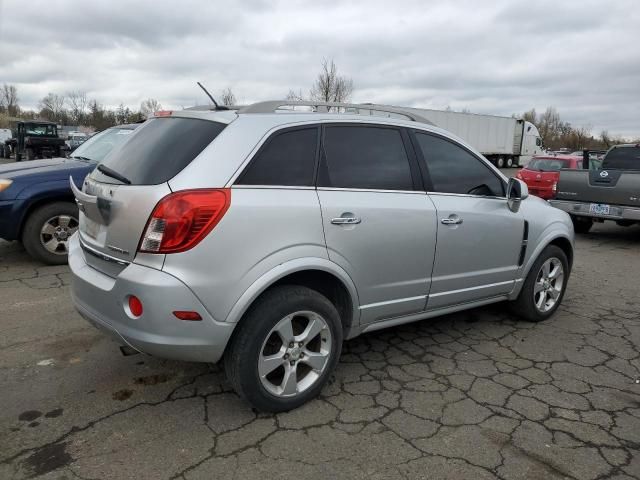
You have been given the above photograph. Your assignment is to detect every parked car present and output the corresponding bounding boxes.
[65,132,89,153]
[68,101,574,412]
[0,124,139,264]
[0,128,12,157]
[515,154,582,199]
[2,121,66,161]
[550,144,640,233]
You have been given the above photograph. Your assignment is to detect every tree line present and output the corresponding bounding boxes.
[519,106,637,151]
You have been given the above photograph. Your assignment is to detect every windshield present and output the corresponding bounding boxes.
[71,127,135,163]
[527,158,571,171]
[25,124,57,136]
[602,147,640,170]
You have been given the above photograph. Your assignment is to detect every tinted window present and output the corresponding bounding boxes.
[92,117,225,185]
[415,133,504,196]
[237,127,317,186]
[602,147,640,170]
[321,126,413,190]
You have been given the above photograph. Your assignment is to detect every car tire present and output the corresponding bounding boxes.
[22,202,79,265]
[571,215,593,234]
[224,285,343,412]
[510,245,569,322]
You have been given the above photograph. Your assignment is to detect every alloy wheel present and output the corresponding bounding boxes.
[40,214,79,255]
[533,257,564,313]
[258,311,332,397]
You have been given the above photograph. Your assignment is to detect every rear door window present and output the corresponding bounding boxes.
[92,117,225,185]
[237,127,318,186]
[320,126,415,191]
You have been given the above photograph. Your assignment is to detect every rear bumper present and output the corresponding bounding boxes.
[68,234,235,363]
[549,200,640,221]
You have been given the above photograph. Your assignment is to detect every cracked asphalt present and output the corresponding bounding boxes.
[1,222,639,479]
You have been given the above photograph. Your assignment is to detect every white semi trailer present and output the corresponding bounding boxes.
[400,107,543,167]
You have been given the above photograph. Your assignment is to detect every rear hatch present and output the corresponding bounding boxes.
[71,115,227,276]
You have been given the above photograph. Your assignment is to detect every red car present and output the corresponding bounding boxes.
[516,155,582,200]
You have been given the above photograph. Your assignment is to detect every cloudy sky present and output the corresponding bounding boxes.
[0,0,638,137]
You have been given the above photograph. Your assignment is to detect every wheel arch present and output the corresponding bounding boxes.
[18,193,77,239]
[224,259,360,337]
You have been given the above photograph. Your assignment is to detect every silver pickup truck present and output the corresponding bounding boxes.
[550,144,640,233]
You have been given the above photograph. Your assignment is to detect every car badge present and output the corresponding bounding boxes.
[600,170,609,178]
[536,174,541,179]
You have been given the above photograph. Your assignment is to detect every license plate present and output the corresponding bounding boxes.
[589,203,610,215]
[83,217,100,239]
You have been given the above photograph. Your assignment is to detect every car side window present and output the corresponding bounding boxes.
[237,127,318,186]
[320,126,414,191]
[415,132,504,196]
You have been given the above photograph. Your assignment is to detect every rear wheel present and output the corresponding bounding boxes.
[510,245,569,322]
[571,215,593,234]
[506,157,514,168]
[22,202,79,265]
[224,285,343,412]
[496,156,505,168]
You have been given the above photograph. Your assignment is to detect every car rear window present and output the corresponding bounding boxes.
[602,147,640,170]
[92,117,226,185]
[527,158,571,171]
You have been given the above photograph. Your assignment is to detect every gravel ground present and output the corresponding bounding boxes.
[0,174,639,479]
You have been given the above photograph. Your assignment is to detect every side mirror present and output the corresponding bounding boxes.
[507,178,528,213]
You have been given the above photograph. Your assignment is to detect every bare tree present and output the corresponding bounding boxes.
[66,91,88,124]
[286,89,305,102]
[573,125,591,150]
[522,108,537,124]
[39,93,66,123]
[140,98,163,117]
[600,130,611,148]
[309,58,353,107]
[0,84,19,116]
[221,88,236,106]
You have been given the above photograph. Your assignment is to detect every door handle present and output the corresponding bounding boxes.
[441,216,463,225]
[331,216,361,225]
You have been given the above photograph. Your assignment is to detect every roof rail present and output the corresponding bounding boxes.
[237,101,435,125]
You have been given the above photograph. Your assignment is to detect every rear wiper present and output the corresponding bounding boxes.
[97,164,131,185]
[70,155,93,162]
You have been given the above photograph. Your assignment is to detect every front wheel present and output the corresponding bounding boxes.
[224,285,343,412]
[22,202,79,265]
[510,245,569,322]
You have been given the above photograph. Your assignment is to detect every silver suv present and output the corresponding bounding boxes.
[69,101,574,411]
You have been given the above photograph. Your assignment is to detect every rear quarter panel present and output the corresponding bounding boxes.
[160,188,331,324]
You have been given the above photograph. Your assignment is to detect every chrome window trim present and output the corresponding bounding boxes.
[427,191,507,201]
[317,187,426,195]
[232,185,316,191]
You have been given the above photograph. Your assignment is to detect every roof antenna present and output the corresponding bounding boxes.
[197,82,227,110]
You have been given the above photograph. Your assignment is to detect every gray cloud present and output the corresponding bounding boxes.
[0,0,638,137]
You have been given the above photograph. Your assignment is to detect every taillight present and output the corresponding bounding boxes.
[552,182,557,192]
[139,189,231,254]
[516,172,523,179]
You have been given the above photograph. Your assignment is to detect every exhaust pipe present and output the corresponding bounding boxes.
[119,345,140,357]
